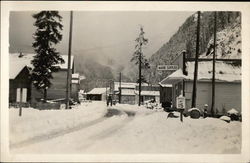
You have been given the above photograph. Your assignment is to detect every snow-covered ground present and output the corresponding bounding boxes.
[9,101,241,154]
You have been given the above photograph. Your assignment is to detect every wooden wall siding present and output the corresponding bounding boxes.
[31,70,72,102]
[160,86,172,104]
[71,84,79,101]
[135,85,160,91]
[87,94,102,101]
[9,67,31,103]
[185,81,241,113]
[121,95,135,105]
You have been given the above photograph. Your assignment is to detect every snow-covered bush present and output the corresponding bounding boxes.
[227,108,240,121]
[220,115,231,123]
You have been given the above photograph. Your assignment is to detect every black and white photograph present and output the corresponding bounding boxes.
[1,1,250,162]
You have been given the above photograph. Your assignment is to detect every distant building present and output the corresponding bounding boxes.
[159,52,241,115]
[113,82,136,104]
[135,84,160,104]
[71,73,81,102]
[86,88,109,101]
[9,53,79,105]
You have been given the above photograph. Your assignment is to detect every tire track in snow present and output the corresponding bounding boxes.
[10,116,107,149]
[10,107,135,149]
[77,109,136,150]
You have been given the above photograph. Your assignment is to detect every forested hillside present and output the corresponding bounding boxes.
[75,55,132,92]
[147,11,241,84]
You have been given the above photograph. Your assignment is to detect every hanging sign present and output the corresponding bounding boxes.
[157,65,178,71]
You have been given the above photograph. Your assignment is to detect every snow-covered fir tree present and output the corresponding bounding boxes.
[31,11,64,101]
[131,26,150,83]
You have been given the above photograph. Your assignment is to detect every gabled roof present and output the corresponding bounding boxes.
[9,53,74,79]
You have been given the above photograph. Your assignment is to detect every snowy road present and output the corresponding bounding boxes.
[9,101,241,154]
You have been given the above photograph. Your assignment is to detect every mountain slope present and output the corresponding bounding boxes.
[147,11,241,84]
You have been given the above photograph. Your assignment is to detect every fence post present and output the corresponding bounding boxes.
[19,88,23,116]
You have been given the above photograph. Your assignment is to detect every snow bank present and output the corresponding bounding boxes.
[85,113,241,154]
[227,108,239,115]
[9,101,107,145]
[10,102,241,154]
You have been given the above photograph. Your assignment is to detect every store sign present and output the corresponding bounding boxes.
[176,96,185,109]
[157,65,178,71]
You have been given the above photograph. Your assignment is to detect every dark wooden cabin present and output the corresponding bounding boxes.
[9,66,32,104]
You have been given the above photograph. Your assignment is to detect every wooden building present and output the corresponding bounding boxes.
[9,53,78,105]
[86,88,109,101]
[30,54,75,103]
[159,52,241,115]
[113,82,136,104]
[71,73,80,102]
[135,84,160,104]
[9,65,32,104]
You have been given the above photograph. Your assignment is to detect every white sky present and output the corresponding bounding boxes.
[9,11,195,66]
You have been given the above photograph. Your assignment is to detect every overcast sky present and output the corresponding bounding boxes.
[9,11,195,66]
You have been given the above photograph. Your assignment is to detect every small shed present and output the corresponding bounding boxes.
[87,88,109,101]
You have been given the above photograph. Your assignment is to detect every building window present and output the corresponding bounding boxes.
[16,88,27,103]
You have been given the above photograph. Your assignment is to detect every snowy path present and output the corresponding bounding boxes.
[10,103,138,153]
[9,102,241,154]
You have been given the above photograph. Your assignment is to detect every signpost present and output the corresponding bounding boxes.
[157,65,178,71]
[176,95,185,122]
[17,88,25,116]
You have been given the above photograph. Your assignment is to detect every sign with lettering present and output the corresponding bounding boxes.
[176,96,185,109]
[157,65,178,71]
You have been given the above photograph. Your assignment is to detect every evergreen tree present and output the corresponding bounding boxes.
[131,26,150,82]
[131,26,150,105]
[31,11,64,101]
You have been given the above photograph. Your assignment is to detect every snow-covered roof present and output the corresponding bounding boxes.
[159,83,172,87]
[9,53,74,79]
[161,61,241,84]
[160,69,187,85]
[71,79,79,84]
[79,75,86,80]
[185,61,241,82]
[72,73,79,79]
[114,82,137,91]
[135,90,160,96]
[87,88,109,95]
[120,89,136,96]
[57,55,74,69]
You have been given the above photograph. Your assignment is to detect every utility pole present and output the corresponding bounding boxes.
[138,38,142,106]
[119,72,121,103]
[191,11,201,108]
[211,12,217,117]
[106,81,108,101]
[66,11,73,109]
